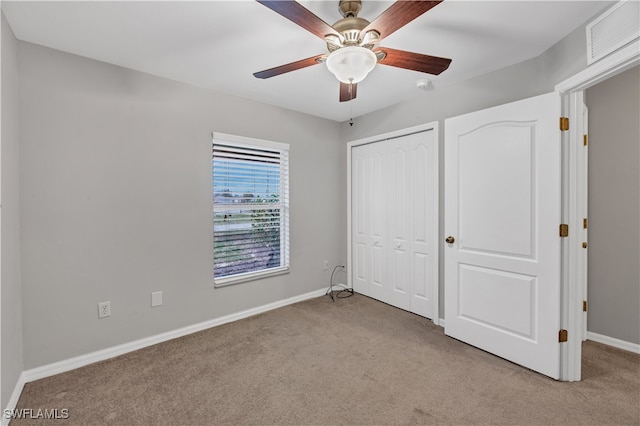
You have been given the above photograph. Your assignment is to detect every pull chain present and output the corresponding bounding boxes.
[349,82,354,126]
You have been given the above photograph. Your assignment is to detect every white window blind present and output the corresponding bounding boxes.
[212,134,290,286]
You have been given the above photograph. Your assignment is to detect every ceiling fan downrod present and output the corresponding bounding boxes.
[338,0,362,18]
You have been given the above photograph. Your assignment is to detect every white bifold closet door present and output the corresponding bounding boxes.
[351,130,438,319]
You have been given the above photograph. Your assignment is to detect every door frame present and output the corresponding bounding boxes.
[556,39,639,381]
[347,122,440,324]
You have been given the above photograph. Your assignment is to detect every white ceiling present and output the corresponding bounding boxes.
[2,0,612,122]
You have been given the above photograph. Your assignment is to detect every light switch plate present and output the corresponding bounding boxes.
[151,291,162,307]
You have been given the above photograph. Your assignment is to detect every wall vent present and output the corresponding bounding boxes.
[586,0,640,65]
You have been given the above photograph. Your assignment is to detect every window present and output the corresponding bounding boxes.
[212,133,290,286]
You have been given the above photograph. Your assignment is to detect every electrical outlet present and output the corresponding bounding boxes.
[98,301,111,319]
[323,260,329,270]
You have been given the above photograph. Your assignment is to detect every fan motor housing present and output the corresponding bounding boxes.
[327,0,380,52]
[333,17,370,45]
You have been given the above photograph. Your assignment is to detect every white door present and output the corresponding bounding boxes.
[386,132,438,318]
[352,142,387,302]
[387,138,412,311]
[351,129,438,319]
[407,132,438,318]
[444,92,562,379]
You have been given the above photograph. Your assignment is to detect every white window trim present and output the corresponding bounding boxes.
[213,133,289,152]
[212,133,290,287]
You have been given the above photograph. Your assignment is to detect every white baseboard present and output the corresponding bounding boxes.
[587,331,640,354]
[436,321,639,354]
[2,372,26,426]
[20,288,326,385]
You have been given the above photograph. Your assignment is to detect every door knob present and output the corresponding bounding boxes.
[445,236,455,244]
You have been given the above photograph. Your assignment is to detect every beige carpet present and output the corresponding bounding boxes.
[12,293,640,425]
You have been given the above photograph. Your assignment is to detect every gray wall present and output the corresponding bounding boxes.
[1,11,24,410]
[18,41,346,369]
[585,66,640,345]
[343,21,599,318]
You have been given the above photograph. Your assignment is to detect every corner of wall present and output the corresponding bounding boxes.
[1,9,25,415]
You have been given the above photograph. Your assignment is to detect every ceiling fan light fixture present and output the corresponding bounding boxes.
[326,46,377,84]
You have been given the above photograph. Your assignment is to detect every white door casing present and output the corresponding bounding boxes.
[579,99,589,342]
[444,92,562,379]
[556,37,639,381]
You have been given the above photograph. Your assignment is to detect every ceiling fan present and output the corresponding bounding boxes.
[254,0,452,102]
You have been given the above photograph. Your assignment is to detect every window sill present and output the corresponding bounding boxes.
[214,267,290,288]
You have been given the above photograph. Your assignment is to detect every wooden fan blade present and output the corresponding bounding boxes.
[254,54,326,79]
[360,1,442,42]
[256,0,341,40]
[340,82,358,102]
[376,47,451,75]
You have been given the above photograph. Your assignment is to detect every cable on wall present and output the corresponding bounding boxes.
[326,265,353,301]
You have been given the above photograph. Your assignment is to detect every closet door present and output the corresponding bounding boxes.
[351,144,369,294]
[350,129,438,320]
[407,131,438,319]
[387,137,411,310]
[368,142,387,301]
[351,142,387,301]
[387,132,438,318]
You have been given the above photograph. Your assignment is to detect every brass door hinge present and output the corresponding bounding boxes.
[560,117,569,131]
[583,300,588,312]
[559,224,569,237]
[583,218,588,229]
[584,134,588,146]
[559,329,568,342]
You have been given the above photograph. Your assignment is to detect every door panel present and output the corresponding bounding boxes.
[388,141,410,308]
[409,134,436,317]
[352,147,368,294]
[458,123,535,257]
[458,265,536,338]
[445,92,561,379]
[369,145,386,300]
